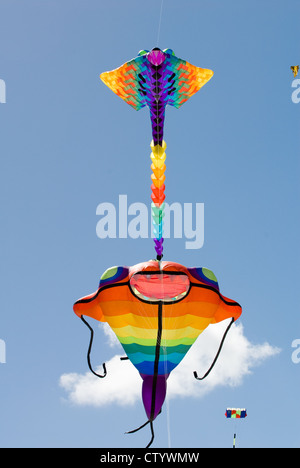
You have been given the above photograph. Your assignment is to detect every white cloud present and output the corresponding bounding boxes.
[60,355,141,407]
[167,321,280,399]
[59,321,280,407]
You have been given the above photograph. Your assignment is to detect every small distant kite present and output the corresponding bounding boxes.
[225,408,247,419]
[225,408,247,448]
[291,65,299,77]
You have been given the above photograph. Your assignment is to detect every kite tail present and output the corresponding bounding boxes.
[193,317,234,380]
[80,316,107,378]
[125,419,155,448]
[151,139,166,260]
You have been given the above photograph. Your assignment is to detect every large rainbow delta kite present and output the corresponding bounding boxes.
[73,48,242,447]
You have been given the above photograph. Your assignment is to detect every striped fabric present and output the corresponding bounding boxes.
[74,260,242,377]
[100,49,214,115]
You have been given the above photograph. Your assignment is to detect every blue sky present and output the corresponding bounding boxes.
[0,0,299,448]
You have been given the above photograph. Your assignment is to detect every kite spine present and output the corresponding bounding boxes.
[150,140,166,259]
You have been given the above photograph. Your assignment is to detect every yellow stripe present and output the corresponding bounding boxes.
[107,313,213,330]
[111,324,211,341]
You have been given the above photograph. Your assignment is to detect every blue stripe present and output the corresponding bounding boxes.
[134,360,179,376]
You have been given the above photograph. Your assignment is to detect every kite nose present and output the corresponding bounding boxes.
[147,48,166,66]
[142,375,167,421]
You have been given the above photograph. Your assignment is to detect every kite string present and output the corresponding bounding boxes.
[162,343,171,448]
[165,380,172,448]
[162,304,171,448]
[156,0,164,46]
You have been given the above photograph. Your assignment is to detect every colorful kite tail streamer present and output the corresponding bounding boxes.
[151,139,166,259]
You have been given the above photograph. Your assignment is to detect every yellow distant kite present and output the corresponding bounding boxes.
[291,65,299,77]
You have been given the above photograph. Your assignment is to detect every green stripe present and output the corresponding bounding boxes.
[118,336,196,347]
[122,343,191,356]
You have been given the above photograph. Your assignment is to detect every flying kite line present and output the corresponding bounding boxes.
[225,408,247,448]
[156,0,164,46]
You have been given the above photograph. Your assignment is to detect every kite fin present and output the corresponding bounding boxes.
[100,49,214,113]
[100,55,147,111]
